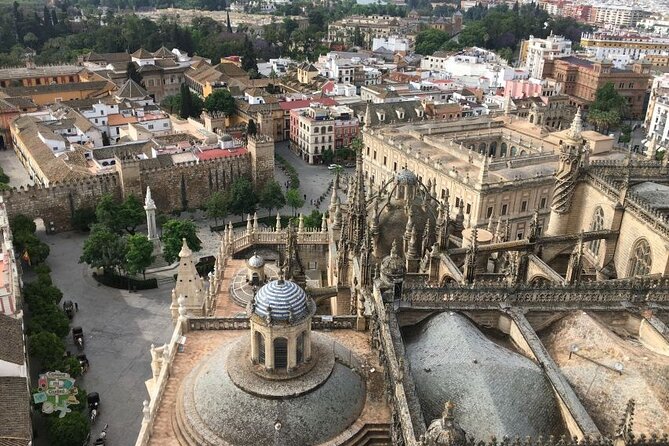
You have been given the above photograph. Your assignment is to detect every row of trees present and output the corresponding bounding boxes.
[12,217,92,445]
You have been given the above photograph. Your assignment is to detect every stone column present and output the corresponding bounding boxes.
[144,187,158,242]
[265,333,274,370]
[288,334,297,370]
[305,325,312,361]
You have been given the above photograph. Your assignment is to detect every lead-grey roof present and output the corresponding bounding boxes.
[185,342,365,446]
[403,312,565,440]
[630,182,669,210]
[0,315,24,365]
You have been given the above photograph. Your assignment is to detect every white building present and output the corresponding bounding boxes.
[591,5,647,28]
[580,32,669,69]
[522,34,572,79]
[645,74,669,155]
[421,48,529,90]
[372,36,411,54]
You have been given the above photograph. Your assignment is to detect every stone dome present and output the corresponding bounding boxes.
[178,336,366,446]
[396,168,418,185]
[404,312,565,439]
[254,279,308,320]
[381,240,406,280]
[248,253,265,268]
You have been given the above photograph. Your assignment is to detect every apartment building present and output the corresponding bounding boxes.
[289,104,359,164]
[581,32,669,69]
[519,34,572,79]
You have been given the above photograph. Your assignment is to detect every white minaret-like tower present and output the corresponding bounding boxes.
[145,187,158,241]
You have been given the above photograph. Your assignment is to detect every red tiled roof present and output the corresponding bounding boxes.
[195,147,247,161]
[279,98,337,111]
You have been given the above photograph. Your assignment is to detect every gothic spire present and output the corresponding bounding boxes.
[568,106,583,140]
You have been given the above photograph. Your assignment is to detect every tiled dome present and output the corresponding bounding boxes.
[248,253,265,268]
[254,279,307,320]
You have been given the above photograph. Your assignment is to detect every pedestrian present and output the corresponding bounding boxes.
[74,302,79,312]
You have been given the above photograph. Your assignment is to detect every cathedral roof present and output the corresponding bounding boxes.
[254,279,308,321]
[182,340,366,446]
[404,312,565,439]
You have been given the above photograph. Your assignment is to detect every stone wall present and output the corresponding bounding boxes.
[1,154,254,232]
[1,173,121,233]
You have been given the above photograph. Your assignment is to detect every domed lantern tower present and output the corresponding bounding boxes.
[249,278,316,372]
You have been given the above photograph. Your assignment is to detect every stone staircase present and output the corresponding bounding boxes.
[145,380,180,446]
[340,423,392,446]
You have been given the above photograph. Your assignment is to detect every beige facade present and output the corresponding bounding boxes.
[361,115,616,240]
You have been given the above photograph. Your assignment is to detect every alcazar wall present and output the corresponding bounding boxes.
[1,153,260,233]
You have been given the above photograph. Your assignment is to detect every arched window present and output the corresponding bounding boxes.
[520,150,527,156]
[489,141,497,157]
[273,337,288,369]
[511,146,518,156]
[256,332,265,364]
[529,115,535,124]
[479,142,486,153]
[628,239,652,277]
[500,143,507,157]
[588,207,604,256]
[296,332,305,364]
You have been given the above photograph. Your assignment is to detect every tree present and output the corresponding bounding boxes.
[95,194,144,235]
[258,180,285,216]
[226,11,232,33]
[47,411,90,446]
[247,119,257,136]
[10,214,36,235]
[226,178,257,218]
[80,224,126,274]
[125,234,155,279]
[118,195,145,234]
[28,305,70,338]
[321,148,334,165]
[285,188,304,216]
[588,82,627,133]
[204,89,236,115]
[29,331,65,371]
[161,219,202,264]
[71,207,97,232]
[302,209,323,229]
[0,166,10,184]
[206,191,228,224]
[126,57,145,84]
[415,28,451,56]
[179,84,192,119]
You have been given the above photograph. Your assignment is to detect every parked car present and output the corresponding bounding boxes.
[344,162,355,168]
[328,164,342,170]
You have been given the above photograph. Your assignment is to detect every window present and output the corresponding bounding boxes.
[393,161,397,172]
[455,197,460,207]
[587,207,604,256]
[383,156,387,166]
[486,206,493,218]
[517,231,524,240]
[466,203,471,214]
[540,197,547,209]
[500,143,507,157]
[373,150,377,160]
[521,200,527,212]
[273,338,288,369]
[628,238,652,277]
[256,332,265,364]
[501,204,508,215]
[296,332,305,364]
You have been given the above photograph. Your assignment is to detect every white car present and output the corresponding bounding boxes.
[328,164,342,170]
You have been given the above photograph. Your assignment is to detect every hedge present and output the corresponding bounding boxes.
[92,272,157,290]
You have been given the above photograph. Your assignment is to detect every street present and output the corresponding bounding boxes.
[34,231,174,446]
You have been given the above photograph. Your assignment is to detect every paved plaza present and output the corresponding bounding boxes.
[0,148,33,188]
[34,232,174,446]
